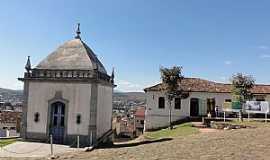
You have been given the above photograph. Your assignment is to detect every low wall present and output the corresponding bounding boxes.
[0,129,18,138]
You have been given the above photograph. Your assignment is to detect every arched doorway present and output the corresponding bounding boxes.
[190,98,199,116]
[50,102,65,144]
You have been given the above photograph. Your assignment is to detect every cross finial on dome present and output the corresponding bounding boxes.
[75,23,81,39]
[25,56,31,73]
[110,67,115,84]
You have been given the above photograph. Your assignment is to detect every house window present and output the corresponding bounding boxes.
[158,97,165,109]
[255,95,265,101]
[140,120,144,125]
[256,98,265,101]
[225,99,231,102]
[175,98,181,109]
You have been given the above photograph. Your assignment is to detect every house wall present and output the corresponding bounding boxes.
[261,95,270,102]
[135,116,144,129]
[189,92,232,114]
[0,122,17,129]
[27,82,92,136]
[135,116,144,136]
[0,129,17,137]
[145,91,189,130]
[96,84,113,138]
[145,91,232,130]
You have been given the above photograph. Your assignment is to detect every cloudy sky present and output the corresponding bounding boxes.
[1,0,270,92]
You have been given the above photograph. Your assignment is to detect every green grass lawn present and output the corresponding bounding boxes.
[144,123,199,139]
[0,139,16,147]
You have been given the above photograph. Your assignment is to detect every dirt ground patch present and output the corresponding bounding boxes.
[4,123,270,160]
[199,128,220,133]
[0,141,78,159]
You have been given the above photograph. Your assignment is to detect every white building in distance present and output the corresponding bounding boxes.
[144,77,270,130]
[19,24,115,146]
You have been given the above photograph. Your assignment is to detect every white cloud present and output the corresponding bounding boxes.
[224,60,232,65]
[260,54,270,58]
[214,76,230,83]
[115,79,144,92]
[258,45,269,50]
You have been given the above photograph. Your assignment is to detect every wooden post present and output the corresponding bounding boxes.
[77,135,80,148]
[223,112,226,122]
[50,134,54,157]
[239,110,243,122]
[134,116,136,137]
[265,113,267,123]
[90,131,93,146]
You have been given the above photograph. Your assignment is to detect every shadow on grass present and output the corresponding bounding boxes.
[98,138,173,149]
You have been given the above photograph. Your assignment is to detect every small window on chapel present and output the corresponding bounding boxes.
[158,97,165,109]
[175,98,181,109]
[76,114,81,124]
[34,112,40,122]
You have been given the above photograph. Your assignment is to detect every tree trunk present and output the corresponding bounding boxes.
[239,110,243,122]
[169,101,173,130]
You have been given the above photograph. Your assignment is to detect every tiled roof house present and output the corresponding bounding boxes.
[144,77,270,130]
[144,78,270,94]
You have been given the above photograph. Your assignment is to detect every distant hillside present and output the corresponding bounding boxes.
[0,88,146,104]
[113,92,146,104]
[0,88,23,103]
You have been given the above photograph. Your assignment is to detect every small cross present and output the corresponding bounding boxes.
[75,23,81,39]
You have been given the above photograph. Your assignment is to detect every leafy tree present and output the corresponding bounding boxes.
[231,73,255,103]
[231,73,255,121]
[160,66,184,129]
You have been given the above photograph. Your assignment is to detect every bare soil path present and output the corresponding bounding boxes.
[3,124,270,160]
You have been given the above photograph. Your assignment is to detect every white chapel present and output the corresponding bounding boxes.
[19,24,115,146]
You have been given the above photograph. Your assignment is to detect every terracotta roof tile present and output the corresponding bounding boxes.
[0,111,21,123]
[135,107,145,118]
[144,78,270,94]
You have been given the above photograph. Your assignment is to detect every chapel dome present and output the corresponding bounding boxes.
[35,38,107,74]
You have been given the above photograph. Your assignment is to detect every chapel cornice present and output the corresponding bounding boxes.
[18,68,113,86]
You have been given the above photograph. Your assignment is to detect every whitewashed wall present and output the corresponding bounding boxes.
[263,95,270,102]
[96,85,113,138]
[189,92,232,113]
[145,91,189,130]
[0,122,16,129]
[145,91,232,130]
[27,82,91,135]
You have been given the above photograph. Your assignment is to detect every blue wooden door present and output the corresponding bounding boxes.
[51,102,65,144]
